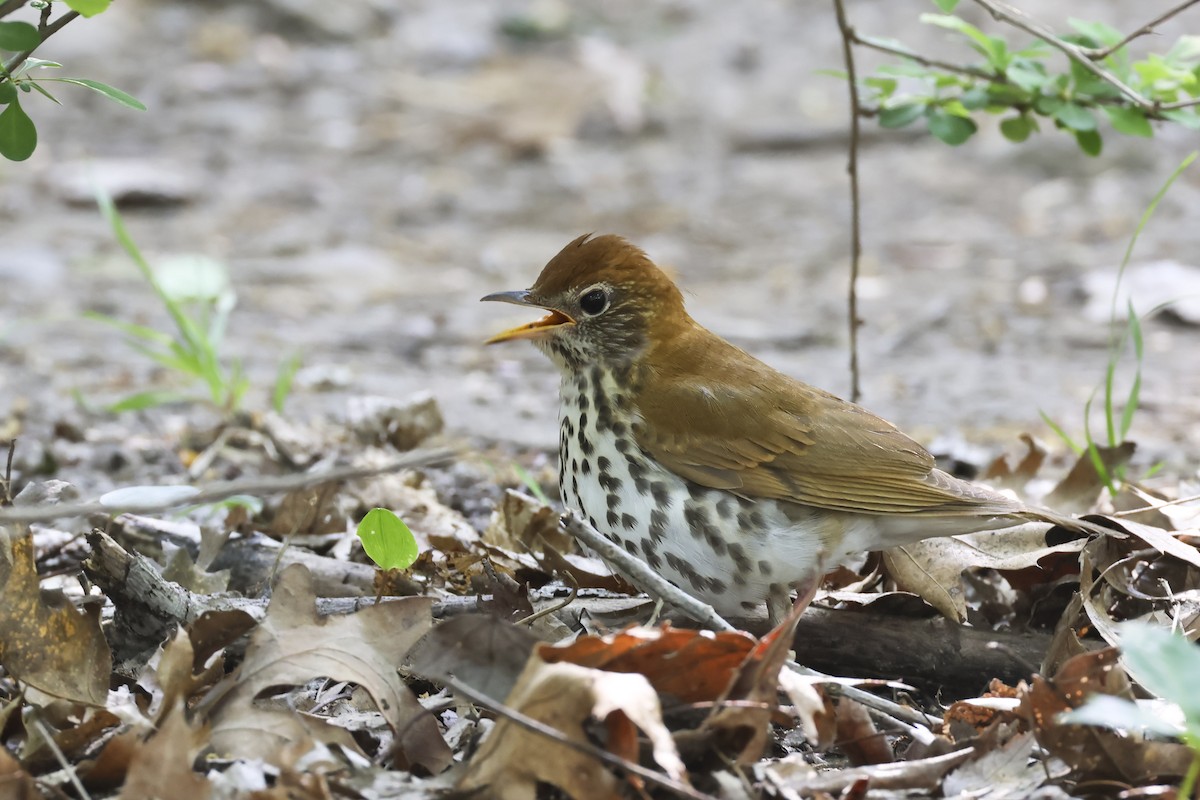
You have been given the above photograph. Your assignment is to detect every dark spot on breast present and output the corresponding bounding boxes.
[643,542,662,569]
[650,482,671,507]
[683,506,705,540]
[606,492,621,511]
[599,473,622,492]
[649,510,668,543]
[758,560,773,576]
[733,573,747,586]
[578,412,588,431]
[686,482,705,501]
[621,513,637,531]
[581,459,592,476]
[665,552,683,571]
[606,510,619,528]
[579,429,594,456]
[571,458,578,475]
[627,459,645,481]
[708,578,727,594]
[614,437,630,453]
[741,601,758,612]
[716,497,734,520]
[611,421,626,436]
[572,475,579,498]
[577,391,590,411]
[624,539,638,555]
[737,511,753,530]
[597,456,611,473]
[634,478,650,494]
[588,514,599,529]
[727,543,750,571]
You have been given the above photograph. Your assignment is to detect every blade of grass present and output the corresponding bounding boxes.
[273,353,302,414]
[1119,301,1144,442]
[1040,410,1082,455]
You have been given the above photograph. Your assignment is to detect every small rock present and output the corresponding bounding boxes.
[1082,260,1200,326]
[47,159,202,208]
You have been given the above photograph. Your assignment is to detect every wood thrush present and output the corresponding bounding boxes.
[483,234,1082,619]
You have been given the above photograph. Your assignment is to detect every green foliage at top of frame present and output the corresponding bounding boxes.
[0,2,141,161]
[859,0,1200,154]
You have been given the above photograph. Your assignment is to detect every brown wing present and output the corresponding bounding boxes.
[632,329,1021,516]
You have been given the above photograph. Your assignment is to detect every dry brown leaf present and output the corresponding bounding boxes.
[833,697,892,766]
[484,489,574,553]
[541,624,757,704]
[0,745,39,800]
[1018,646,1194,783]
[761,748,974,794]
[458,654,685,800]
[119,702,211,800]
[0,531,111,705]
[1044,442,1136,514]
[941,732,1046,799]
[408,613,541,704]
[268,483,344,538]
[199,564,450,772]
[883,524,1085,621]
[983,434,1047,491]
[700,601,806,764]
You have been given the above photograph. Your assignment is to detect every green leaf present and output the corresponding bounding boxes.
[1119,622,1200,720]
[927,108,977,145]
[878,103,925,129]
[357,508,420,571]
[0,21,40,52]
[1053,102,1097,131]
[863,76,898,98]
[933,0,961,12]
[49,78,145,110]
[0,82,16,104]
[26,81,60,105]
[1104,106,1153,137]
[959,87,990,110]
[1074,129,1102,156]
[920,13,1008,70]
[1067,18,1124,49]
[63,0,111,17]
[999,114,1034,142]
[1040,410,1081,454]
[1033,95,1064,115]
[1060,695,1186,738]
[1161,109,1200,130]
[1005,59,1048,92]
[0,99,36,161]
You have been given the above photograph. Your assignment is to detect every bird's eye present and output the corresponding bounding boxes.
[579,287,609,316]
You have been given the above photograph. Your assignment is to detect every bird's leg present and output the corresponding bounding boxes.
[766,574,822,628]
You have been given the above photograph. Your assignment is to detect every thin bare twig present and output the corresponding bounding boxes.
[0,0,28,18]
[0,448,454,523]
[852,34,997,81]
[832,0,864,403]
[561,511,736,632]
[443,676,718,800]
[1,439,14,506]
[1081,0,1200,60]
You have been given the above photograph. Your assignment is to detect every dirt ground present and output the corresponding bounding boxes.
[3,0,1199,498]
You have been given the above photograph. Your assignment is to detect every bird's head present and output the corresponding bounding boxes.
[482,234,687,370]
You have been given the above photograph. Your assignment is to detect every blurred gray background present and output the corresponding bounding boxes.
[2,0,1198,478]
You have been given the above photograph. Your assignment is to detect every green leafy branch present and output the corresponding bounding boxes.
[842,0,1200,154]
[0,0,142,160]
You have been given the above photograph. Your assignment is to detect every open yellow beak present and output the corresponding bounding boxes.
[480,290,576,344]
